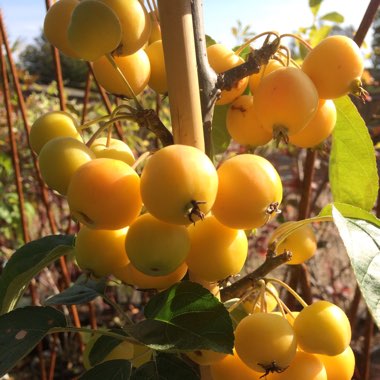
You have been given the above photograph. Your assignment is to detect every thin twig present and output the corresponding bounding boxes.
[220,250,292,301]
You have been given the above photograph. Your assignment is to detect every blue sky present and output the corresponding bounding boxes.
[0,0,374,54]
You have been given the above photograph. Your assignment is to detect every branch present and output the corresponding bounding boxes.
[190,2,280,157]
[135,108,174,147]
[220,250,292,302]
[217,37,280,92]
[191,0,218,157]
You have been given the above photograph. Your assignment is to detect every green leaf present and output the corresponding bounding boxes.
[0,235,75,314]
[233,45,250,60]
[80,359,132,380]
[309,0,323,16]
[212,105,231,155]
[223,298,248,329]
[309,25,332,47]
[44,275,107,306]
[329,96,378,212]
[319,203,380,228]
[332,207,380,327]
[89,330,129,367]
[205,35,217,48]
[131,353,199,380]
[0,306,67,376]
[127,281,234,353]
[319,12,344,23]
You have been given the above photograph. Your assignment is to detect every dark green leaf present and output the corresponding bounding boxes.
[44,275,107,306]
[80,359,132,380]
[212,105,231,155]
[319,203,380,228]
[0,306,67,376]
[89,330,129,367]
[131,353,199,380]
[329,96,378,211]
[319,12,344,23]
[0,235,75,314]
[332,207,380,327]
[127,282,234,353]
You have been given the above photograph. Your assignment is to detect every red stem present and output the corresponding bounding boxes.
[45,0,66,111]
[0,32,29,243]
[81,70,93,125]
[0,10,59,235]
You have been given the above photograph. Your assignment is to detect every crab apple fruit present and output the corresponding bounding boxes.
[226,95,272,146]
[302,35,364,99]
[89,137,135,166]
[234,312,297,373]
[186,350,227,366]
[74,226,129,278]
[29,111,82,155]
[273,221,317,265]
[148,12,162,44]
[99,0,151,56]
[92,50,150,97]
[207,43,249,105]
[270,350,327,380]
[293,300,352,356]
[38,137,95,195]
[67,0,122,61]
[289,99,337,148]
[210,350,262,380]
[186,215,248,282]
[211,154,283,230]
[125,213,190,276]
[145,40,167,94]
[67,158,142,230]
[317,346,355,380]
[43,0,80,58]
[140,144,218,225]
[113,261,188,290]
[248,58,284,94]
[253,66,319,138]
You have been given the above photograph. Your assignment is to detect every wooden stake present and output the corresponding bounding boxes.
[157,0,204,150]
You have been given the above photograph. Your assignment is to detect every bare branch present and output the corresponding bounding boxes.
[220,250,292,302]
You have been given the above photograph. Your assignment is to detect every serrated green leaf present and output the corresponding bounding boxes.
[320,12,344,23]
[329,96,378,211]
[319,203,380,228]
[0,235,75,314]
[0,306,67,376]
[332,207,380,327]
[80,359,132,380]
[131,353,199,380]
[212,105,231,155]
[126,282,234,353]
[44,275,107,306]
